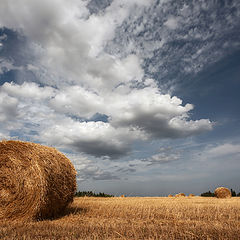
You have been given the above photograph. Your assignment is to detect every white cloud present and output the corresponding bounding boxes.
[164,17,179,30]
[1,82,55,100]
[207,143,240,158]
[0,92,18,122]
[49,85,103,118]
[0,0,150,88]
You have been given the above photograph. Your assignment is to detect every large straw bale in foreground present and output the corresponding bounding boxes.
[0,140,76,220]
[214,187,231,198]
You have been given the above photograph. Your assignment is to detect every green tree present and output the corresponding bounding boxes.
[200,191,215,197]
[75,191,114,197]
[231,189,236,197]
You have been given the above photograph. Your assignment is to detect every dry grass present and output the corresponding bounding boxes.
[0,196,239,239]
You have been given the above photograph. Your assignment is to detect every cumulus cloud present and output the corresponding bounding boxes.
[0,0,214,161]
[107,85,212,138]
[0,0,150,87]
[39,120,144,158]
[49,80,212,140]
[0,92,18,122]
[2,82,55,100]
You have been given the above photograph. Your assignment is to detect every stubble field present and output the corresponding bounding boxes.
[0,196,239,239]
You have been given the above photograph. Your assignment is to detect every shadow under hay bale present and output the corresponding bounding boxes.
[175,193,185,197]
[214,187,231,199]
[53,205,88,220]
[0,140,76,221]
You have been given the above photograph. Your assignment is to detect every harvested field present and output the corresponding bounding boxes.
[0,196,239,239]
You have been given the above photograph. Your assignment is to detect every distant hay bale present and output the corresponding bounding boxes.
[214,187,231,199]
[189,194,195,197]
[168,194,173,197]
[0,140,76,221]
[175,193,185,197]
[121,195,125,197]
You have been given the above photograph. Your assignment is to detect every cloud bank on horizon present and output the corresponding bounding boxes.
[0,0,239,187]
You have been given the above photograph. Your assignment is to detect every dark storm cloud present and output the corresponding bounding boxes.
[71,139,131,159]
[113,112,212,139]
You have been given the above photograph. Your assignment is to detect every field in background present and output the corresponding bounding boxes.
[0,196,239,239]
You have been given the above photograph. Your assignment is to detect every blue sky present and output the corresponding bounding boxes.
[0,0,239,196]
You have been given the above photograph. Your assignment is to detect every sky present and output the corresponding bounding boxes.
[0,0,240,196]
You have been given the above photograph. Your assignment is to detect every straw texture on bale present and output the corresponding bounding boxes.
[175,193,185,197]
[214,187,231,199]
[0,140,76,220]
[168,194,173,197]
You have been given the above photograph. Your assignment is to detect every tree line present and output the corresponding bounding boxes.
[75,189,240,198]
[201,189,240,197]
[75,191,114,197]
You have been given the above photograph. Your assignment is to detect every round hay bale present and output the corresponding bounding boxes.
[175,193,185,197]
[121,194,125,197]
[168,194,173,197]
[189,194,195,197]
[214,187,231,199]
[0,140,76,220]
